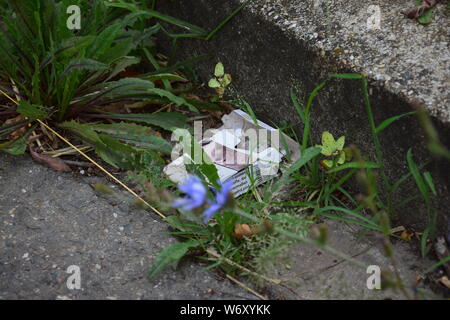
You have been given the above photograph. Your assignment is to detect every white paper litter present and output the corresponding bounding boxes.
[164,110,300,197]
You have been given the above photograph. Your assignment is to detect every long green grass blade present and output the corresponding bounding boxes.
[375,111,416,134]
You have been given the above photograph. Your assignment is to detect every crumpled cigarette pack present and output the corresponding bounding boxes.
[164,109,300,197]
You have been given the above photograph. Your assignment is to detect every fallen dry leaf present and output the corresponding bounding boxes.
[233,223,256,239]
[4,115,26,140]
[439,276,450,289]
[400,230,414,242]
[29,147,71,172]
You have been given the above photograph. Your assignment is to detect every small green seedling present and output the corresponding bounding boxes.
[316,131,347,169]
[208,62,232,99]
[416,0,434,25]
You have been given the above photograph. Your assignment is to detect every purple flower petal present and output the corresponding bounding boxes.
[203,203,222,223]
[172,175,207,211]
[203,179,234,223]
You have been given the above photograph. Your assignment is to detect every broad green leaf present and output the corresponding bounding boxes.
[322,159,334,169]
[196,147,220,188]
[105,112,189,132]
[97,134,143,170]
[109,134,171,154]
[336,136,345,151]
[319,131,336,156]
[99,37,135,64]
[221,74,232,86]
[185,138,220,188]
[148,239,204,280]
[87,23,123,60]
[17,101,49,120]
[107,56,141,80]
[337,150,346,165]
[56,36,96,60]
[322,131,335,146]
[323,151,346,168]
[89,122,173,154]
[61,58,108,78]
[105,3,208,38]
[88,122,154,136]
[0,136,27,155]
[318,131,345,157]
[59,120,103,146]
[214,62,224,77]
[208,78,221,88]
[100,77,156,92]
[59,120,142,170]
[73,77,156,107]
[78,79,198,113]
[418,8,434,25]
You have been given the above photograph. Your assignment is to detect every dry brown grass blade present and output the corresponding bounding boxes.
[225,274,268,300]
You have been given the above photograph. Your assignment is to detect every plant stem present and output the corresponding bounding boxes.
[361,75,390,201]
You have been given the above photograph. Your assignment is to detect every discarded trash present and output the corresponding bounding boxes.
[164,109,300,197]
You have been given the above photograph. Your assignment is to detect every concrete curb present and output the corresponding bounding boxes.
[158,0,450,234]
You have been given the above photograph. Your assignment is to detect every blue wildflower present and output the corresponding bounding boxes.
[203,179,234,223]
[173,175,207,211]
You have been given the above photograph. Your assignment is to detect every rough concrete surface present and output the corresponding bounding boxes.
[241,0,450,123]
[157,0,450,235]
[0,154,256,300]
[1,1,448,301]
[0,155,438,300]
[266,220,433,300]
